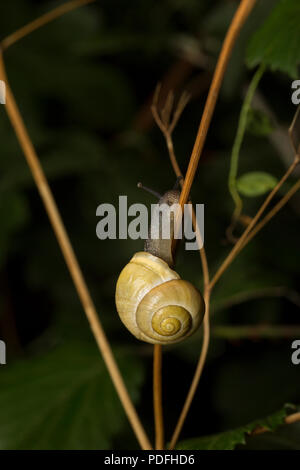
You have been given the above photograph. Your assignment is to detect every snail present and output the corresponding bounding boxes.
[115,185,205,345]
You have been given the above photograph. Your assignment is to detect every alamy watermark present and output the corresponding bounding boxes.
[0,340,6,365]
[0,80,6,104]
[291,80,300,105]
[96,196,204,250]
[291,340,300,365]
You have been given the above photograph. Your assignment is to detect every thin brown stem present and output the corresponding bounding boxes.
[285,412,300,426]
[252,411,300,435]
[212,324,300,340]
[151,96,209,289]
[212,286,300,313]
[173,0,257,253]
[152,0,295,450]
[153,344,164,450]
[169,291,211,450]
[0,49,152,452]
[133,59,194,133]
[168,156,210,448]
[240,177,300,251]
[0,0,95,50]
[151,96,210,449]
[209,157,299,290]
[151,1,255,445]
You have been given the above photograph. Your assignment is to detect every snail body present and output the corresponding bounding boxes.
[144,189,180,267]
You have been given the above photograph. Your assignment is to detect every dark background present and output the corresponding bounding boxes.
[0,0,299,450]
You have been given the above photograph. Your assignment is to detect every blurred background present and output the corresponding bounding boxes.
[0,0,299,450]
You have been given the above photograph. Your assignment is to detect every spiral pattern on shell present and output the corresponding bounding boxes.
[152,306,190,336]
[115,252,205,345]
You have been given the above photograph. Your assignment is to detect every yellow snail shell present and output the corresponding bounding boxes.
[115,251,205,344]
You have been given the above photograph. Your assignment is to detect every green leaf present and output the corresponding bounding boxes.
[246,0,300,78]
[176,406,290,450]
[0,341,144,449]
[237,171,278,197]
[246,108,274,137]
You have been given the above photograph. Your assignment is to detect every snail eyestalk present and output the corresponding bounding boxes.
[137,182,162,200]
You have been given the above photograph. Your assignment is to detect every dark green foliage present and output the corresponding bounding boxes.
[0,341,144,449]
[247,0,300,77]
[177,406,292,450]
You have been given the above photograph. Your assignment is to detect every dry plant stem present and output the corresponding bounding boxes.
[173,0,257,249]
[240,177,300,251]
[153,345,164,450]
[134,59,193,132]
[213,286,300,313]
[209,157,299,290]
[165,134,209,287]
[0,0,95,50]
[154,0,292,446]
[285,412,300,425]
[167,146,210,449]
[0,53,152,451]
[151,103,209,288]
[152,95,210,449]
[253,412,300,435]
[169,124,300,447]
[169,291,211,450]
[213,324,300,340]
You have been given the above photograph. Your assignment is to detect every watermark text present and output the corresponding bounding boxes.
[0,80,6,104]
[96,196,204,250]
[0,340,6,365]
